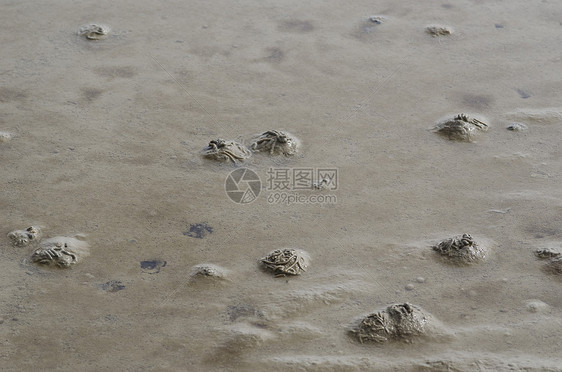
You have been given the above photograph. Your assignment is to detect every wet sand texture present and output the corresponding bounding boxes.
[249,130,300,156]
[2,1,562,370]
[543,258,562,275]
[434,114,488,141]
[7,226,42,247]
[351,303,439,343]
[31,236,90,268]
[260,248,310,276]
[201,138,252,162]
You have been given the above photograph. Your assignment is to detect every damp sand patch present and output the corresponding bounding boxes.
[503,107,562,125]
[262,280,368,320]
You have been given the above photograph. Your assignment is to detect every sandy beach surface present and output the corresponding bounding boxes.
[1,0,561,370]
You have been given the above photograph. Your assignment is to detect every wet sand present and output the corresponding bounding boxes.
[1,0,562,370]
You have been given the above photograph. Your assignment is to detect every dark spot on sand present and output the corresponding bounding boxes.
[227,304,263,321]
[140,259,167,274]
[461,93,494,110]
[495,24,504,29]
[265,47,285,63]
[278,19,314,33]
[542,258,562,276]
[529,226,560,239]
[516,88,531,99]
[81,87,103,101]
[441,3,453,9]
[99,280,125,292]
[94,66,137,79]
[0,87,28,103]
[507,122,528,131]
[183,223,213,238]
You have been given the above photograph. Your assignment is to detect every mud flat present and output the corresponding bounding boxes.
[2,0,562,370]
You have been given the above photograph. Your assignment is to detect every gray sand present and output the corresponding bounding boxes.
[1,0,561,370]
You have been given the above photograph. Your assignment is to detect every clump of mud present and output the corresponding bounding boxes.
[201,138,252,163]
[7,226,42,247]
[434,114,488,141]
[432,234,487,264]
[78,24,111,40]
[351,303,437,343]
[535,248,562,276]
[189,263,230,280]
[0,131,12,143]
[368,15,387,24]
[249,130,300,156]
[260,248,310,277]
[31,236,90,268]
[425,25,453,37]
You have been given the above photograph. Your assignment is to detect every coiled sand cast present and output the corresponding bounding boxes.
[249,130,299,156]
[351,303,441,343]
[434,114,488,142]
[201,139,252,163]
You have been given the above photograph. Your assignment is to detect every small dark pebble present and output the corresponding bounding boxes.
[516,88,531,99]
[140,259,167,274]
[100,280,125,292]
[183,223,213,239]
[495,24,504,29]
[506,122,528,131]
